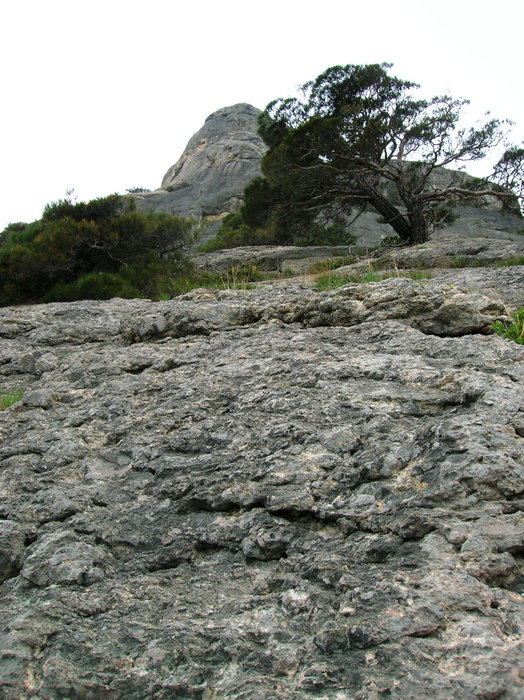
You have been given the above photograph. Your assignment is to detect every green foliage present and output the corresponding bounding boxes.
[0,220,44,247]
[0,194,196,305]
[0,388,24,410]
[315,272,357,290]
[293,219,357,246]
[308,255,358,273]
[203,208,358,251]
[126,187,152,194]
[42,271,142,302]
[41,257,193,302]
[495,255,524,267]
[41,258,270,302]
[442,254,524,269]
[493,308,524,344]
[199,213,277,251]
[42,193,130,223]
[380,235,404,246]
[247,63,523,246]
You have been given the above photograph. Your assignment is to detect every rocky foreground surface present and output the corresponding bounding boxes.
[0,244,523,698]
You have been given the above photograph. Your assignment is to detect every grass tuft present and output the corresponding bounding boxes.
[493,308,524,344]
[0,389,24,410]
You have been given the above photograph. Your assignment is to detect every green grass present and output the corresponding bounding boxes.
[493,308,524,344]
[494,255,524,267]
[0,388,24,410]
[315,268,429,291]
[308,255,358,274]
[449,255,467,268]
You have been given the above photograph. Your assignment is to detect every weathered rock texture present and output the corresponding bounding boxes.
[1,245,523,698]
[135,104,266,221]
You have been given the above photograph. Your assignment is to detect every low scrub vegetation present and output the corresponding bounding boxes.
[0,194,197,305]
[493,308,524,344]
[200,213,357,252]
[448,255,524,269]
[308,255,358,273]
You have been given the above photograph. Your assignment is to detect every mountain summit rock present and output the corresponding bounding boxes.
[135,103,266,220]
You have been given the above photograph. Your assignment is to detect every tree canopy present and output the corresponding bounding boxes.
[243,63,523,245]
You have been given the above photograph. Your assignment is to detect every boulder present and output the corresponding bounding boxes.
[134,103,267,221]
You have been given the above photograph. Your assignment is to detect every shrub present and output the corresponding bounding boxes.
[381,235,404,246]
[308,255,358,273]
[0,194,196,305]
[199,213,277,251]
[495,255,524,267]
[201,211,358,251]
[293,219,357,247]
[493,308,524,344]
[42,271,142,302]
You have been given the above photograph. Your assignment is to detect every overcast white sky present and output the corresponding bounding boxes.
[1,0,522,231]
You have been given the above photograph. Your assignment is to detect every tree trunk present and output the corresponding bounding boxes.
[362,185,414,242]
[352,177,431,244]
[407,202,429,244]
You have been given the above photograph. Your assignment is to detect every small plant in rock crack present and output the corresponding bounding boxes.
[492,308,524,344]
[0,388,24,410]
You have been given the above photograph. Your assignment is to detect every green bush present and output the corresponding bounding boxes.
[42,271,142,302]
[0,194,196,305]
[42,257,196,302]
[308,255,357,273]
[199,213,277,251]
[201,211,357,252]
[293,220,357,247]
[495,255,524,267]
[380,235,404,246]
[493,308,524,344]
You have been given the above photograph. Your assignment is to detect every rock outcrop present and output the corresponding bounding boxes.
[1,238,523,698]
[134,104,266,220]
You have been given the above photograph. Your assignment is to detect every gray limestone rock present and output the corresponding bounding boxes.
[135,103,267,221]
[0,239,523,698]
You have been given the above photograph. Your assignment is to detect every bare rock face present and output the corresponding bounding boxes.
[135,103,267,220]
[1,245,523,698]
